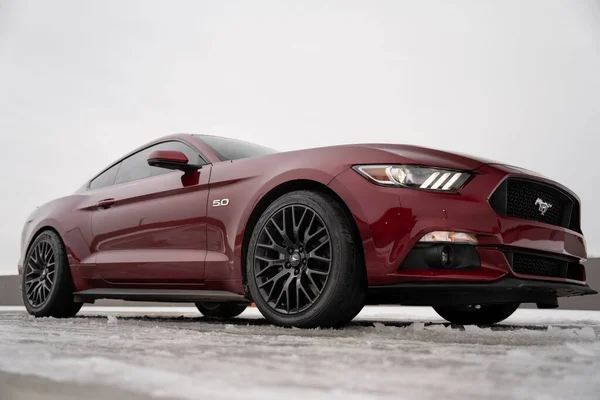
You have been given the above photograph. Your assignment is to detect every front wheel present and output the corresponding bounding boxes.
[246,190,366,328]
[22,230,83,318]
[433,303,520,325]
[195,302,248,318]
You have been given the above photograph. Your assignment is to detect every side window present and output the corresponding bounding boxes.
[115,141,203,184]
[90,162,121,190]
[114,147,155,184]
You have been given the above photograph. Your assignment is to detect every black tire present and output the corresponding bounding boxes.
[22,230,83,318]
[195,302,248,318]
[246,190,366,328]
[433,303,520,325]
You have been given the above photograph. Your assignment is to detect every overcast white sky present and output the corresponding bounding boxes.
[0,0,599,275]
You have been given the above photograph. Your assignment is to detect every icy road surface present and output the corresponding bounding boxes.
[0,306,599,400]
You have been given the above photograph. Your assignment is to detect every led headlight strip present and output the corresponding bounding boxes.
[353,165,470,192]
[422,172,463,190]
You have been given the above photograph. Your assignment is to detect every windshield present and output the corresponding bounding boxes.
[195,135,278,161]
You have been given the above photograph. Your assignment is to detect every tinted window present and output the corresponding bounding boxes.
[90,162,121,190]
[197,135,277,161]
[115,141,203,185]
[114,146,154,184]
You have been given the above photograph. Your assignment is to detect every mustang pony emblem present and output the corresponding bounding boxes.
[535,198,552,215]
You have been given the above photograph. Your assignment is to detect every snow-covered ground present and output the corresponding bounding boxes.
[0,306,599,400]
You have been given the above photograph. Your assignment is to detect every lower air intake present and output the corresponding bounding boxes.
[504,252,584,281]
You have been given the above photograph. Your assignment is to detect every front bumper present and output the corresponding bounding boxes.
[330,163,591,290]
[367,278,598,307]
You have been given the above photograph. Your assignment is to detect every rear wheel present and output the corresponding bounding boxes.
[195,302,247,318]
[22,230,83,318]
[246,190,366,328]
[433,303,520,325]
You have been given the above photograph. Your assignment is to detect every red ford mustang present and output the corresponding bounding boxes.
[18,134,596,327]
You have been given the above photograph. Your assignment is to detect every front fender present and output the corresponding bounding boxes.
[235,167,338,240]
[19,217,67,274]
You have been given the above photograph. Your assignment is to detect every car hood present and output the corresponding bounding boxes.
[359,144,496,171]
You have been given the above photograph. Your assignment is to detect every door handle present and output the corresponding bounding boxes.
[96,198,115,209]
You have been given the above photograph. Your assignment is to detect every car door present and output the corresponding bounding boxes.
[89,140,210,285]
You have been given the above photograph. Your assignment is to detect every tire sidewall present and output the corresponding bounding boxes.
[433,303,520,325]
[195,302,247,318]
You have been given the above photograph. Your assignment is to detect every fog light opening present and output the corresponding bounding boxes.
[440,245,453,267]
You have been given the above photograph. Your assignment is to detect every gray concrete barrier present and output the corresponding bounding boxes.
[0,275,22,306]
[2,259,599,309]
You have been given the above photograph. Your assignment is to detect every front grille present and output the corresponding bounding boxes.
[489,178,580,232]
[507,180,565,227]
[504,251,583,281]
[512,253,562,277]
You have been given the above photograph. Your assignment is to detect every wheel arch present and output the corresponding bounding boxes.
[20,224,66,291]
[23,223,64,263]
[19,217,73,276]
[240,179,365,286]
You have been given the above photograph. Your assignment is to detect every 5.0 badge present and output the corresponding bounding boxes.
[212,199,230,207]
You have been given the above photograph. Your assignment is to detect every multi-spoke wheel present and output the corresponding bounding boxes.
[253,204,331,314]
[22,230,82,318]
[24,240,56,307]
[433,303,520,325]
[247,190,366,328]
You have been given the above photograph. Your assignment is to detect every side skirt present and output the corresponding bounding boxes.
[73,288,249,304]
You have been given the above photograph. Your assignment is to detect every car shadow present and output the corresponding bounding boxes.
[74,314,579,332]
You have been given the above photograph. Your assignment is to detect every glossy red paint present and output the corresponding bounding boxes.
[18,134,593,302]
[330,164,587,286]
[147,150,189,165]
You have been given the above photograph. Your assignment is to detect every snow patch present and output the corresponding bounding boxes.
[0,307,599,400]
[565,342,597,357]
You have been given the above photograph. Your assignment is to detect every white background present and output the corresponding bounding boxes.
[1,0,599,273]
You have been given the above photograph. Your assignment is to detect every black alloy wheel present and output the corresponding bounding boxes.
[253,204,332,314]
[247,190,367,328]
[24,239,56,307]
[22,230,83,318]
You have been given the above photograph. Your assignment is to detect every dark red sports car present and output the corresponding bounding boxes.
[18,134,596,327]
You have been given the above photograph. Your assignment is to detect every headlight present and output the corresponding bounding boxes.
[353,165,470,191]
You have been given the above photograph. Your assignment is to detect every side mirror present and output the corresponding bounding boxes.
[147,150,201,172]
